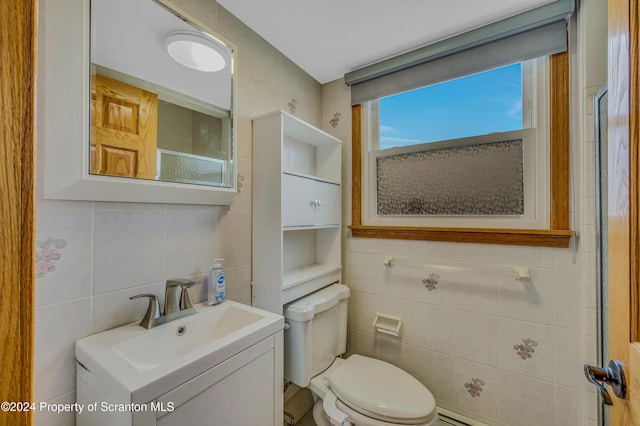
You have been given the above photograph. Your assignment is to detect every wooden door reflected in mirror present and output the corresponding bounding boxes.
[90,74,158,179]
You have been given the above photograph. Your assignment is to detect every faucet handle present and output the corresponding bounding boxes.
[129,294,161,329]
[179,280,195,310]
[166,279,196,311]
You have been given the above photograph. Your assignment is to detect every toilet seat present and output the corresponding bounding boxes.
[324,355,437,425]
[316,393,438,426]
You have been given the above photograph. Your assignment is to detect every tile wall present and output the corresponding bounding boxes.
[342,240,581,426]
[320,1,607,425]
[33,1,322,425]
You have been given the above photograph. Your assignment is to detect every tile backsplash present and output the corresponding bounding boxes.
[344,242,581,426]
[34,0,321,424]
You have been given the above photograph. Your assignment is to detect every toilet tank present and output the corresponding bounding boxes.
[283,284,350,387]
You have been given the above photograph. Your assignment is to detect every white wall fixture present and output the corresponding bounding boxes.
[251,111,342,314]
[42,0,237,205]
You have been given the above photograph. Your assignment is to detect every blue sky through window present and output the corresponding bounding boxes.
[379,63,522,150]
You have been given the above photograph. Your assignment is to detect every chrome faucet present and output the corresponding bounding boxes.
[165,278,195,314]
[130,279,197,329]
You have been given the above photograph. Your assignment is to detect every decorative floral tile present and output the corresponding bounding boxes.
[513,338,538,360]
[329,112,341,128]
[423,272,440,291]
[36,237,67,279]
[465,377,485,397]
[287,98,298,114]
[237,173,245,193]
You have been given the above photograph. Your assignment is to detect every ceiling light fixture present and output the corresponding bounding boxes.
[164,31,226,72]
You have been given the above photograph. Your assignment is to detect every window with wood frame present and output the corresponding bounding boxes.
[349,52,573,248]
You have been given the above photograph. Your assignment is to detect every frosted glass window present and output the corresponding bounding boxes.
[157,149,226,186]
[376,139,524,216]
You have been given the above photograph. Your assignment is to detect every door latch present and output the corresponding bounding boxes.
[584,360,627,405]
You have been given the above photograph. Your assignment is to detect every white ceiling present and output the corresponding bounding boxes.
[217,0,556,84]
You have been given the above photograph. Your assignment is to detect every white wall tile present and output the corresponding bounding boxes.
[230,157,252,213]
[380,258,413,299]
[376,336,412,374]
[554,269,580,329]
[411,268,453,308]
[452,311,499,367]
[92,281,165,333]
[93,207,166,294]
[408,345,454,402]
[555,328,579,389]
[452,358,500,419]
[348,251,391,296]
[345,237,383,254]
[583,336,598,369]
[411,241,454,261]
[583,389,599,421]
[405,303,452,354]
[499,245,553,269]
[165,205,221,278]
[347,291,372,334]
[234,117,253,160]
[34,298,93,402]
[585,307,597,337]
[499,372,554,426]
[584,224,596,254]
[452,243,501,265]
[555,386,579,426]
[218,211,252,267]
[370,238,414,258]
[500,268,555,325]
[224,265,252,305]
[499,318,555,382]
[348,329,376,359]
[35,207,93,307]
[583,278,597,310]
[34,390,76,426]
[452,271,500,315]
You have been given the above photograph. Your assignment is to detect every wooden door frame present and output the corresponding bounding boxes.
[0,0,36,425]
[608,0,640,423]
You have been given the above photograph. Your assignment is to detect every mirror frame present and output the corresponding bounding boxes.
[42,0,237,205]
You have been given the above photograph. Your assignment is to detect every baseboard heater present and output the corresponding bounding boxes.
[438,407,489,426]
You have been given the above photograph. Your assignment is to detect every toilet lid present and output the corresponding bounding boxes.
[327,355,436,424]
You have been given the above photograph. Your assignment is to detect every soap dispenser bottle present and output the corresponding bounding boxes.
[208,258,226,305]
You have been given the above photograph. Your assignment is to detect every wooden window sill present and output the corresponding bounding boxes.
[348,225,575,248]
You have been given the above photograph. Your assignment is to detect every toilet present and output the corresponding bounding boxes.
[283,284,438,426]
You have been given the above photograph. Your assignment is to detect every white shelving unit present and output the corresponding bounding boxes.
[252,111,342,314]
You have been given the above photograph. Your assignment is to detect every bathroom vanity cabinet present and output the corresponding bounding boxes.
[252,111,342,314]
[75,302,284,426]
[132,336,279,426]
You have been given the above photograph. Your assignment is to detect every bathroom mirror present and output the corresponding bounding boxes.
[42,0,237,205]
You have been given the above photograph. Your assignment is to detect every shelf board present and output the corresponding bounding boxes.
[283,264,343,289]
[283,224,340,231]
[282,171,340,185]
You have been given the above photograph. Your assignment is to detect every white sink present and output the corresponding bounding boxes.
[76,301,284,404]
[112,304,269,372]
